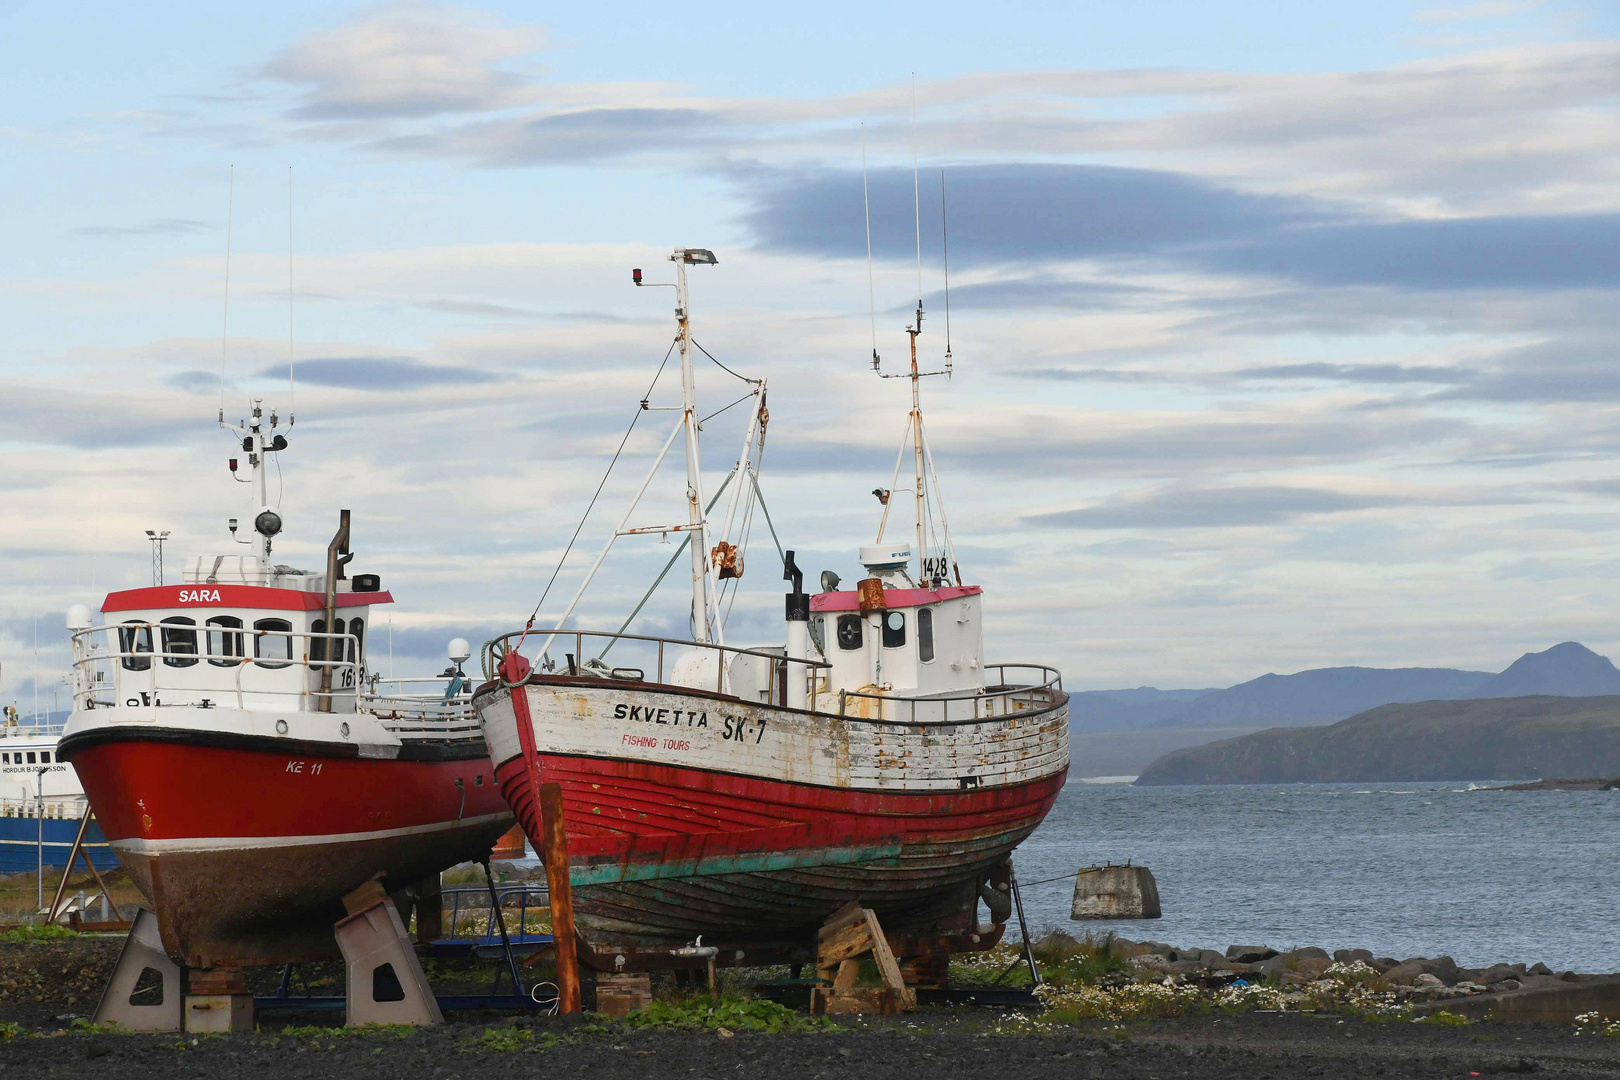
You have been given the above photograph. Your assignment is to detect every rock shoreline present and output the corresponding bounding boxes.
[1112,936,1606,1001]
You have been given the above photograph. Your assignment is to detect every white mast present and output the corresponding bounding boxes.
[673,249,715,642]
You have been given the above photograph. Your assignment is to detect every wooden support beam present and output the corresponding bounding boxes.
[539,782,580,1014]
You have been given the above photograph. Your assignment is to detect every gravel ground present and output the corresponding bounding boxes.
[0,1011,1617,1078]
[4,939,1620,1078]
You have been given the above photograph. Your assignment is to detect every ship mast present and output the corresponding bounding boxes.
[674,251,715,642]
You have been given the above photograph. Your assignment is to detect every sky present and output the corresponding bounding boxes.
[3,0,1620,709]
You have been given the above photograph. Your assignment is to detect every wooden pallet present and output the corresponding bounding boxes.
[809,903,916,1015]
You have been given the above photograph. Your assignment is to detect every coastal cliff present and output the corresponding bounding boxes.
[1134,694,1620,785]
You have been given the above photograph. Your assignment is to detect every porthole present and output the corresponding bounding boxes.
[340,722,351,738]
[275,719,288,735]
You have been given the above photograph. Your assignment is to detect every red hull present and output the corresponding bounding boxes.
[494,752,1065,965]
[66,736,512,966]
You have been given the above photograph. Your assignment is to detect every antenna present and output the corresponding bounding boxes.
[218,165,233,425]
[940,170,952,376]
[911,73,922,312]
[286,166,296,426]
[862,125,880,371]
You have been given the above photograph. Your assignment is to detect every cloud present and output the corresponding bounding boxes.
[745,164,1620,292]
[1026,485,1416,529]
[258,356,508,390]
[1230,363,1472,385]
[1416,0,1546,23]
[69,218,210,238]
[168,370,222,394]
[1433,338,1620,402]
[1024,482,1529,529]
[373,107,724,166]
[412,298,543,319]
[262,4,546,120]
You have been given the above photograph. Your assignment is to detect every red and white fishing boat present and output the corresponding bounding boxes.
[475,249,1069,970]
[59,401,513,969]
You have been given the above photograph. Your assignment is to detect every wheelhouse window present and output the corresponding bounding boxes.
[310,618,327,664]
[254,618,294,668]
[41,752,50,764]
[836,614,863,651]
[349,618,364,665]
[918,608,935,663]
[160,617,198,668]
[26,752,35,764]
[119,622,153,671]
[882,611,906,649]
[332,617,349,664]
[206,616,244,667]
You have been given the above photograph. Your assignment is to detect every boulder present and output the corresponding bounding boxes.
[1253,954,1294,977]
[1334,948,1374,964]
[1295,957,1332,979]
[1383,962,1427,986]
[1114,942,1155,959]
[1431,956,1460,985]
[1370,957,1400,973]
[1279,971,1312,986]
[1291,947,1330,961]
[1226,945,1279,963]
[1198,949,1227,968]
[1413,973,1445,990]
[1491,979,1523,993]
[1071,865,1162,920]
[1528,962,1553,976]
[1479,964,1522,985]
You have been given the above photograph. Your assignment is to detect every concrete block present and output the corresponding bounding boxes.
[1070,865,1161,920]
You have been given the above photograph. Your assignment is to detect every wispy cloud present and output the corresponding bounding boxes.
[69,218,211,238]
[261,3,547,120]
[1416,0,1546,24]
[256,356,509,390]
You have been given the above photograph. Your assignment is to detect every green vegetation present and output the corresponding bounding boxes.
[618,992,838,1034]
[1029,931,1133,987]
[0,924,77,943]
[1416,1011,1472,1027]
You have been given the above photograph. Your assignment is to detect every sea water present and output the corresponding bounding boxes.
[1012,781,1620,971]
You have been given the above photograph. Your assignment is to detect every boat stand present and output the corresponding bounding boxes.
[334,879,443,1027]
[809,903,916,1015]
[92,909,184,1032]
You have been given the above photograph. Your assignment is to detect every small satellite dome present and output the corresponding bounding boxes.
[254,508,283,537]
[859,542,912,572]
[448,638,471,665]
[65,604,93,630]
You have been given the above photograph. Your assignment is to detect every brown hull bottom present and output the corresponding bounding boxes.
[569,826,1032,970]
[117,819,513,968]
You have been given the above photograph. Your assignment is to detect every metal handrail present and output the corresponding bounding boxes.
[832,662,1065,724]
[442,883,550,941]
[482,627,831,710]
[71,622,362,713]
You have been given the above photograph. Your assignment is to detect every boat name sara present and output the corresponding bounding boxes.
[177,589,223,603]
[611,703,767,744]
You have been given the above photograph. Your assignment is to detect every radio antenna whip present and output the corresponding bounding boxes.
[286,166,296,426]
[940,170,952,373]
[862,125,879,370]
[218,165,234,425]
[911,73,922,311]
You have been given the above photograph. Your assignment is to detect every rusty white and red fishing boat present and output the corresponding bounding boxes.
[59,402,513,969]
[475,248,1069,972]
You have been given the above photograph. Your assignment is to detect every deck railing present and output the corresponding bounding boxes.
[833,663,1064,724]
[481,630,1062,724]
[482,628,831,710]
[71,622,362,713]
[363,677,479,737]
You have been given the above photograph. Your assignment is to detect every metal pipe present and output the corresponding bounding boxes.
[319,509,351,714]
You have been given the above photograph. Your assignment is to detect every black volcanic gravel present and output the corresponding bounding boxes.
[1,1012,1620,1079]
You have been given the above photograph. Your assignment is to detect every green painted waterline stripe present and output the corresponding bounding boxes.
[569,842,906,886]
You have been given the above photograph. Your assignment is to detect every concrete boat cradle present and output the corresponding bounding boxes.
[475,247,1070,976]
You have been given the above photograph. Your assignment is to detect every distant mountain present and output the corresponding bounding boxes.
[1135,694,1620,785]
[1067,687,1216,732]
[1473,642,1620,698]
[1152,666,1493,728]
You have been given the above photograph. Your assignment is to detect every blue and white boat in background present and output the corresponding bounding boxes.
[0,707,117,873]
